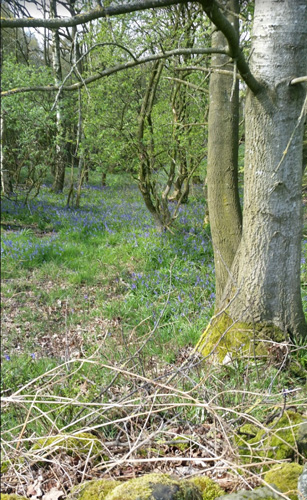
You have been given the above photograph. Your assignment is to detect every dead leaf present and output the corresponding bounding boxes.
[42,487,64,500]
[27,475,43,498]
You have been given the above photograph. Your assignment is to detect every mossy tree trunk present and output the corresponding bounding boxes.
[206,0,242,309]
[199,0,307,357]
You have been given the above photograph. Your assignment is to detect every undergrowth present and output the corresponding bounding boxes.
[1,173,307,497]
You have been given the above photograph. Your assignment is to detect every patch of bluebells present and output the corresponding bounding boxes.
[129,264,215,307]
[1,232,64,265]
[126,215,215,324]
[2,182,205,259]
[2,185,155,238]
[2,184,214,316]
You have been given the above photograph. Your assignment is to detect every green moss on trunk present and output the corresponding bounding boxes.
[195,312,286,364]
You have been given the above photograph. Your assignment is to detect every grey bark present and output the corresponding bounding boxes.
[223,0,307,339]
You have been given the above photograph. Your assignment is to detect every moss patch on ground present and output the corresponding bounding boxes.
[66,474,224,500]
[196,312,286,364]
[104,473,203,500]
[66,479,121,499]
[188,476,225,500]
[264,463,303,500]
[32,432,103,458]
[1,461,10,474]
[237,411,305,464]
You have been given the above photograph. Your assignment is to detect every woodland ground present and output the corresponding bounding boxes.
[1,172,307,497]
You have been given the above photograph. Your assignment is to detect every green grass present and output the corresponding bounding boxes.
[1,174,214,361]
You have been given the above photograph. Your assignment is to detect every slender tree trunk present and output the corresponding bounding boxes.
[137,61,167,231]
[206,0,242,308]
[169,76,190,204]
[303,115,307,172]
[0,111,12,194]
[51,0,66,193]
[101,172,107,186]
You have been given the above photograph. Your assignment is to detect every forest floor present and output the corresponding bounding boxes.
[1,173,307,498]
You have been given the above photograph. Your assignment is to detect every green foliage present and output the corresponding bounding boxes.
[1,354,58,397]
[2,58,56,195]
[0,495,28,500]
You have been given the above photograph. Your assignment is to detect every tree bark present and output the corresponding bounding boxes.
[206,0,242,308]
[51,0,66,193]
[222,0,307,339]
[137,60,168,231]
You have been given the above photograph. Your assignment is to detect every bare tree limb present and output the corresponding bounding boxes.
[199,0,263,94]
[1,0,189,28]
[1,0,263,94]
[290,76,307,85]
[163,76,209,93]
[1,47,226,97]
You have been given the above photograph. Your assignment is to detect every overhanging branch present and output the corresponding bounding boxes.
[163,76,209,93]
[1,0,189,28]
[290,76,307,85]
[199,0,262,94]
[1,47,226,97]
[1,0,262,95]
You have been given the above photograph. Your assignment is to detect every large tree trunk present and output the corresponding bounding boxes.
[206,0,242,308]
[227,0,306,337]
[198,0,306,361]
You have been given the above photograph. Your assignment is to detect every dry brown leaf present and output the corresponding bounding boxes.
[27,475,43,498]
[42,487,64,500]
